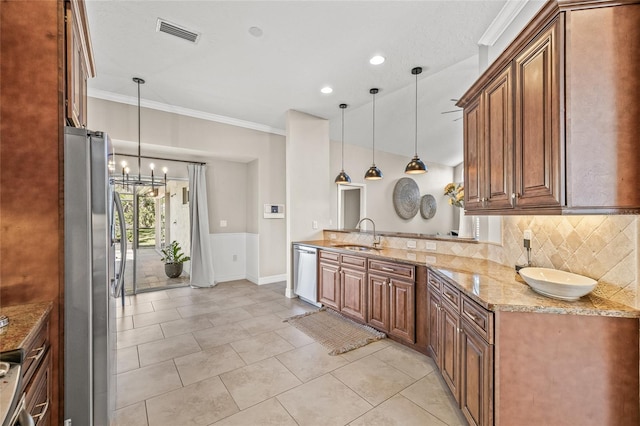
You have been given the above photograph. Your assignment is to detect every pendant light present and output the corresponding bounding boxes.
[334,103,351,184]
[405,67,428,174]
[365,88,383,180]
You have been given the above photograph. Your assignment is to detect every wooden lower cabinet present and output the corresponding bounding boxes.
[340,267,367,322]
[367,268,415,344]
[428,269,494,426]
[367,272,389,332]
[318,260,340,311]
[460,319,493,426]
[26,349,52,425]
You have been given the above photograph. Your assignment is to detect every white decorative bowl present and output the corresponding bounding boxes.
[518,267,597,301]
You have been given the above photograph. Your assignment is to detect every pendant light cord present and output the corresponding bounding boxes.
[372,91,376,165]
[414,71,418,157]
[341,107,345,170]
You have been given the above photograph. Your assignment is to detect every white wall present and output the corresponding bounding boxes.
[286,110,331,295]
[329,140,455,236]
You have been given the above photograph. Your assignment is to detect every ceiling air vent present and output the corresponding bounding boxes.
[156,18,200,43]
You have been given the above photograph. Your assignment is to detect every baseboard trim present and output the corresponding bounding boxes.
[214,273,247,284]
[258,274,287,285]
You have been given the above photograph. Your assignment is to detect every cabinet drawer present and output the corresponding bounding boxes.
[341,254,366,270]
[441,281,461,311]
[22,317,49,389]
[427,270,442,291]
[461,296,494,343]
[26,349,51,426]
[319,250,340,263]
[369,260,414,280]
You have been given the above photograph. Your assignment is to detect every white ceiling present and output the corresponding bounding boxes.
[86,0,508,167]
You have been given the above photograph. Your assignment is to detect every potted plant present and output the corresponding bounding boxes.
[160,240,191,278]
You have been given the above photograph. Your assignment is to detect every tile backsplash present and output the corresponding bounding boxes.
[325,215,639,309]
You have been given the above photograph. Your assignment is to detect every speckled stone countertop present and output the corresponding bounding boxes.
[297,240,640,318]
[0,301,52,353]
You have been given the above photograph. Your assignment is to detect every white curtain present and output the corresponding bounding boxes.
[187,164,216,287]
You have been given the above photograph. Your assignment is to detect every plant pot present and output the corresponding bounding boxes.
[164,262,183,278]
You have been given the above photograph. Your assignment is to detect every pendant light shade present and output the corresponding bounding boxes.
[365,88,383,180]
[335,104,352,184]
[405,67,428,174]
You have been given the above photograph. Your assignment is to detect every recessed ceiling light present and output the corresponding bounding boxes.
[321,86,333,94]
[248,26,263,37]
[369,55,385,65]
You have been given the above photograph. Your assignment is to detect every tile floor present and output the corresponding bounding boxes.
[123,247,190,294]
[115,280,468,426]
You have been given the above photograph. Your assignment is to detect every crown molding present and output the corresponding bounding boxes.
[88,88,286,136]
[478,0,530,46]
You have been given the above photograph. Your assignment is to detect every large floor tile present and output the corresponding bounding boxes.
[116,302,154,318]
[230,331,295,364]
[160,315,214,338]
[277,374,372,425]
[174,344,246,386]
[137,333,201,366]
[132,308,181,328]
[220,357,301,410]
[117,324,164,349]
[116,360,182,409]
[207,307,254,326]
[349,394,447,426]
[152,295,202,311]
[146,376,239,426]
[177,300,221,318]
[237,313,290,335]
[214,295,256,310]
[112,401,148,426]
[116,315,134,332]
[339,338,391,362]
[276,342,350,382]
[192,323,251,349]
[332,354,416,406]
[242,300,288,317]
[128,290,169,304]
[373,342,436,379]
[214,398,297,426]
[117,345,139,374]
[401,372,468,426]
[274,326,316,348]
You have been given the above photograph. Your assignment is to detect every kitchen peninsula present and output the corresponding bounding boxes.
[294,230,639,426]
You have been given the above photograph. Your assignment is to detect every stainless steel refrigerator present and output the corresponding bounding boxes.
[64,126,125,426]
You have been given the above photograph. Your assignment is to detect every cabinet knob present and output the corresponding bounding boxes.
[511,193,520,199]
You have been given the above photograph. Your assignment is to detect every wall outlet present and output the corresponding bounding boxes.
[523,229,532,240]
[425,241,437,251]
[406,240,417,249]
[329,233,337,240]
[312,220,318,229]
[425,255,436,264]
[220,220,228,227]
[406,252,416,261]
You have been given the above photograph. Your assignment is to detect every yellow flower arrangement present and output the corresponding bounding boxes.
[444,182,464,208]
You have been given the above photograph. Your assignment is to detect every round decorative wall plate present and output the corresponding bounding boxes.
[392,178,420,219]
[420,194,437,219]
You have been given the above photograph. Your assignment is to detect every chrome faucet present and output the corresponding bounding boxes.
[356,217,381,248]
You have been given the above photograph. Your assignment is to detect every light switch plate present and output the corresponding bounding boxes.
[425,241,437,251]
[406,240,417,249]
[220,220,228,227]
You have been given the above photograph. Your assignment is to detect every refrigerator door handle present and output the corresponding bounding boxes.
[113,191,127,298]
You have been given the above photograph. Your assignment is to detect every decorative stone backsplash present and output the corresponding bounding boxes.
[325,215,639,309]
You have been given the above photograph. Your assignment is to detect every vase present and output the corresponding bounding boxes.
[164,262,183,278]
[458,210,474,239]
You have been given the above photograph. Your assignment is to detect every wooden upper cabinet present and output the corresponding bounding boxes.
[458,1,640,215]
[66,0,95,128]
[514,19,562,209]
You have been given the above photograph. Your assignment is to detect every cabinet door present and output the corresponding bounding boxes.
[460,320,493,426]
[389,278,415,343]
[484,66,514,210]
[427,288,441,365]
[514,19,563,208]
[463,96,484,211]
[341,267,367,323]
[367,273,389,332]
[318,261,340,311]
[441,303,461,401]
[66,4,83,128]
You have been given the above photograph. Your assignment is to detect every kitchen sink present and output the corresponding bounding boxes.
[333,244,380,252]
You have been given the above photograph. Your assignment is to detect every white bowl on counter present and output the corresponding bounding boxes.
[518,267,597,301]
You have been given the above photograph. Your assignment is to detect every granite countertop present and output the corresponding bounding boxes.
[0,301,53,353]
[297,240,640,318]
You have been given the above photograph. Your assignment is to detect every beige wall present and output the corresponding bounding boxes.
[329,140,456,236]
[88,97,286,280]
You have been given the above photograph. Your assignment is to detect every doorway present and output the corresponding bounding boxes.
[114,179,191,294]
[337,183,366,229]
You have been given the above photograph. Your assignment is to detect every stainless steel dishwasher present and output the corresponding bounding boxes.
[293,245,320,307]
